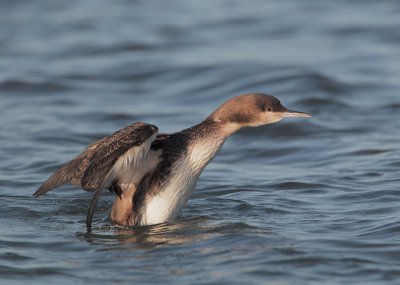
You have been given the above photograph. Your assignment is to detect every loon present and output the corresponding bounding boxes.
[34,93,311,229]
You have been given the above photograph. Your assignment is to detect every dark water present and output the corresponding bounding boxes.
[1,0,400,284]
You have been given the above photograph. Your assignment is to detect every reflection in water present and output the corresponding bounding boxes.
[80,216,215,249]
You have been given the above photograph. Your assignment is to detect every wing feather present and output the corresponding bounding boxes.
[33,122,158,197]
[81,124,157,190]
[33,157,83,197]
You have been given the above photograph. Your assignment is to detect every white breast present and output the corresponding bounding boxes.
[138,137,225,226]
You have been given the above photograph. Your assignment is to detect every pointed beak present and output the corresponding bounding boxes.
[281,109,312,118]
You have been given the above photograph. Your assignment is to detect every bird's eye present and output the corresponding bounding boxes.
[267,107,273,112]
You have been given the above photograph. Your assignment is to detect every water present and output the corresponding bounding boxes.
[1,0,400,284]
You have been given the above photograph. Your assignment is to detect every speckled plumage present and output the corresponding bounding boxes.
[33,122,157,196]
[34,93,310,228]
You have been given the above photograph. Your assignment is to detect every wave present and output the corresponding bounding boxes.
[0,79,71,93]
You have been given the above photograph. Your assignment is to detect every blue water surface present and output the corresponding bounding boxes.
[1,1,400,284]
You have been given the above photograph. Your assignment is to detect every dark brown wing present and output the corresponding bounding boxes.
[33,122,158,197]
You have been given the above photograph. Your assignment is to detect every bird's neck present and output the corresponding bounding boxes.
[187,118,242,138]
[182,119,240,172]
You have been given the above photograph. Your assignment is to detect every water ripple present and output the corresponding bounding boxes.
[1,0,400,284]
[0,79,71,93]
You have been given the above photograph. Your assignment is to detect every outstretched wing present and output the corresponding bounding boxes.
[33,122,158,197]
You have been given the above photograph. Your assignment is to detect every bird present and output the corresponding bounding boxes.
[34,93,311,229]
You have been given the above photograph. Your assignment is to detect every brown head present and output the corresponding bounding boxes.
[207,93,310,133]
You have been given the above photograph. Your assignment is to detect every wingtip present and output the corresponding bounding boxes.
[33,183,54,197]
[32,187,45,198]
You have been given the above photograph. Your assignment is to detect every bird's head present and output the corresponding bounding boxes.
[207,93,310,133]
